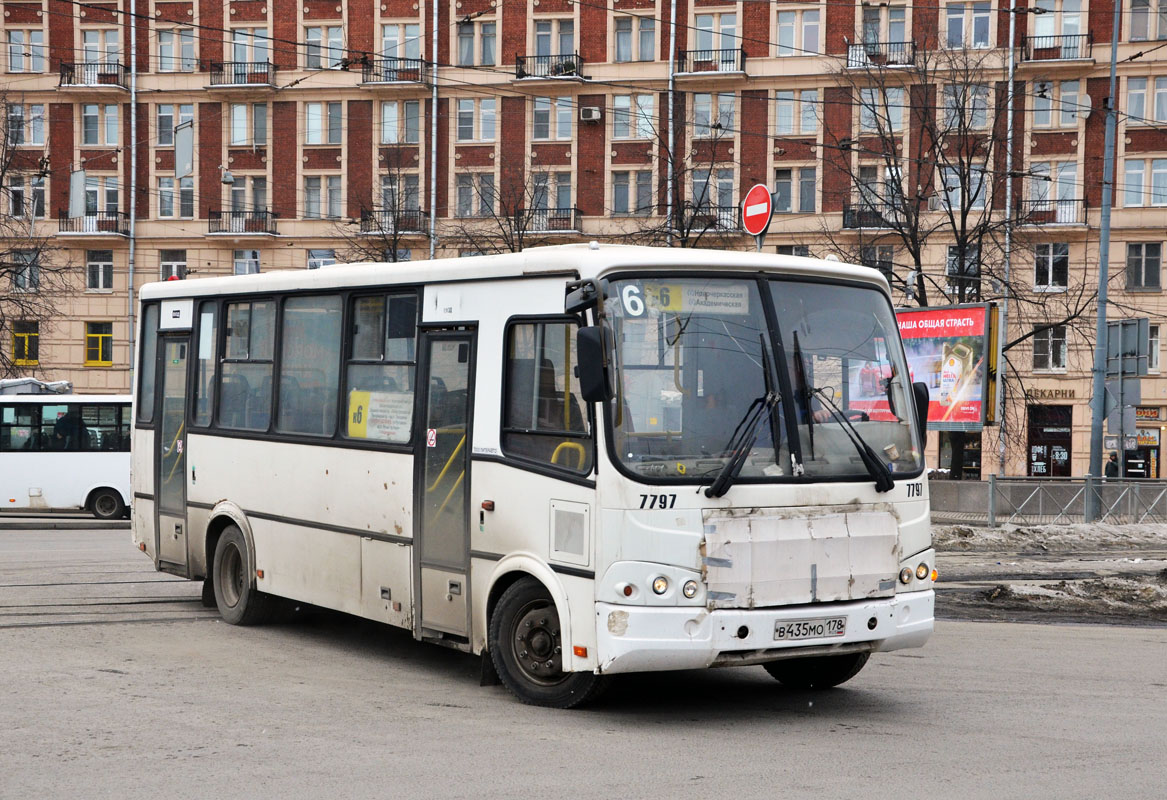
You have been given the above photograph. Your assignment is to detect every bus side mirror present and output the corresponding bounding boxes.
[912,381,930,441]
[577,326,614,403]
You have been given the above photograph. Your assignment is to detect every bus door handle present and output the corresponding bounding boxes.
[447,580,462,597]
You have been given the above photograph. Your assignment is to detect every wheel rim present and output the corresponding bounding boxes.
[94,494,116,517]
[509,599,567,687]
[219,543,244,608]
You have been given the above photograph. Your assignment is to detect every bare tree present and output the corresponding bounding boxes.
[333,147,426,263]
[441,165,577,255]
[1,93,73,378]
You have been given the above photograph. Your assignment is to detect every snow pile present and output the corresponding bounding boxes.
[934,523,1167,553]
[981,572,1167,621]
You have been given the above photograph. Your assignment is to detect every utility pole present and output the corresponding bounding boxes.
[997,0,1017,475]
[1087,1,1124,518]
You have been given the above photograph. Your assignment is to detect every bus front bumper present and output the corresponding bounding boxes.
[594,589,933,675]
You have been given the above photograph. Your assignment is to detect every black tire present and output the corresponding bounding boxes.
[200,578,217,608]
[488,578,607,708]
[212,525,272,625]
[90,488,125,521]
[763,652,870,689]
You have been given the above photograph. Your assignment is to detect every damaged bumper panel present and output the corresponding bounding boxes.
[595,589,933,675]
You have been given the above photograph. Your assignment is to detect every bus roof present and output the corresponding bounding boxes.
[138,244,889,301]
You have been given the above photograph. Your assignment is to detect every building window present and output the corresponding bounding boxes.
[612,170,653,215]
[775,90,819,135]
[693,93,734,137]
[6,175,45,219]
[1033,325,1067,371]
[532,96,571,140]
[1129,0,1167,42]
[13,321,38,366]
[774,169,795,213]
[860,5,907,46]
[380,100,420,144]
[306,26,344,69]
[228,103,266,146]
[1126,77,1147,123]
[456,98,497,141]
[158,29,195,72]
[695,13,738,52]
[1127,242,1162,289]
[614,16,655,62]
[1150,324,1161,372]
[946,245,981,295]
[84,175,119,216]
[382,22,423,60]
[81,103,118,146]
[307,249,336,269]
[945,2,991,49]
[160,249,186,280]
[860,87,906,131]
[11,251,38,291]
[799,166,816,212]
[6,103,45,145]
[531,171,572,212]
[233,249,261,275]
[230,176,267,211]
[382,174,421,210]
[942,83,989,129]
[304,175,342,219]
[1124,158,1167,206]
[1035,243,1069,290]
[85,322,114,366]
[158,177,195,218]
[157,103,193,146]
[777,245,811,257]
[693,168,734,212]
[860,245,895,279]
[86,249,114,291]
[230,28,269,64]
[775,9,819,56]
[305,101,342,144]
[940,165,986,210]
[612,94,654,139]
[456,20,496,66]
[81,28,120,64]
[534,18,575,57]
[455,172,496,217]
[7,30,45,73]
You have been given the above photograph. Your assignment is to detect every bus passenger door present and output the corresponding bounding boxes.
[155,336,189,573]
[414,329,475,639]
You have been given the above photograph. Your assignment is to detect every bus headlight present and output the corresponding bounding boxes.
[682,580,699,599]
[899,567,913,584]
[916,563,929,580]
[652,576,669,595]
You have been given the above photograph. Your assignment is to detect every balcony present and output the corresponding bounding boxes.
[1017,198,1086,225]
[361,57,431,85]
[208,209,278,235]
[57,211,129,236]
[359,208,430,235]
[1022,34,1093,62]
[515,53,584,80]
[677,48,746,75]
[689,204,737,231]
[520,207,581,234]
[842,201,905,229]
[846,41,915,69]
[58,62,128,89]
[209,61,276,88]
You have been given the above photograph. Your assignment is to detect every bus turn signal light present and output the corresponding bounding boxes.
[931,568,939,582]
[138,542,146,552]
[573,646,587,658]
[256,569,264,579]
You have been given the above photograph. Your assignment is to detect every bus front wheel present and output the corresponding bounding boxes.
[90,488,125,521]
[763,652,870,689]
[212,525,272,625]
[488,578,607,708]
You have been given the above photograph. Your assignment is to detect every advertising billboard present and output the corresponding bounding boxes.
[893,304,993,431]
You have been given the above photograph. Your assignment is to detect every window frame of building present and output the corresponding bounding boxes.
[303,174,343,219]
[611,169,653,216]
[533,18,575,57]
[81,102,118,146]
[942,83,989,129]
[382,22,423,61]
[86,249,114,292]
[228,102,266,147]
[860,5,908,46]
[158,176,195,218]
[775,8,820,57]
[455,171,496,217]
[381,173,422,211]
[84,175,119,216]
[158,28,195,72]
[10,250,38,291]
[6,103,45,145]
[305,25,344,69]
[84,321,114,367]
[1032,324,1068,371]
[7,29,45,73]
[233,249,261,276]
[305,101,342,145]
[1150,323,1161,373]
[156,103,193,147]
[694,12,738,52]
[380,99,420,145]
[1127,242,1162,290]
[945,2,991,49]
[6,174,46,219]
[946,244,981,294]
[692,167,735,212]
[530,171,573,213]
[230,28,269,64]
[531,96,571,141]
[860,87,906,132]
[1154,76,1167,122]
[693,92,735,138]
[456,97,497,142]
[940,165,987,210]
[81,28,121,64]
[1129,0,1167,42]
[229,175,268,212]
[1126,77,1147,124]
[307,249,337,270]
[860,244,895,279]
[12,320,38,366]
[612,94,654,140]
[1034,242,1070,291]
[1125,158,1167,206]
[159,249,186,280]
[455,19,496,66]
[1032,80,1084,128]
[614,15,655,62]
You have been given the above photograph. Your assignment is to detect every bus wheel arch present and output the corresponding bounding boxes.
[86,487,127,520]
[203,503,256,586]
[483,559,573,660]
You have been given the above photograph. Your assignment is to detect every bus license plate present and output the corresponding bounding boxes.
[774,617,847,641]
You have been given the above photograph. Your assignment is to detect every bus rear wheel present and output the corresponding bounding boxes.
[488,578,607,708]
[763,652,870,689]
[212,525,272,625]
[90,488,125,521]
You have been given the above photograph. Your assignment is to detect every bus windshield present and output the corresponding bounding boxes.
[604,275,922,484]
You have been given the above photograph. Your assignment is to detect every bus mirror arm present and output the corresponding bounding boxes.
[577,326,615,403]
[565,278,607,316]
[912,381,930,442]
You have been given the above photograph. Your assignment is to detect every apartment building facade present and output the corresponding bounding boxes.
[3,0,1167,476]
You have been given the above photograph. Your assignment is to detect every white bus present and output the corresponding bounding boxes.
[131,244,935,707]
[1,394,132,519]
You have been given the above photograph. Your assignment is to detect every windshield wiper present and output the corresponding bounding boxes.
[702,391,779,498]
[811,387,895,493]
[791,331,814,459]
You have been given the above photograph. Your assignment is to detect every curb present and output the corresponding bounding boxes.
[0,521,130,531]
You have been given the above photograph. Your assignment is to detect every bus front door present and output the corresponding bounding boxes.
[155,336,189,573]
[415,330,475,639]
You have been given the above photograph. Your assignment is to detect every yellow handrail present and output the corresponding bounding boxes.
[427,432,466,493]
[163,421,185,482]
[435,470,465,518]
[551,441,586,470]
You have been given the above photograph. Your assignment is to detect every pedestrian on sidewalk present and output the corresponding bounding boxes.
[1104,451,1119,478]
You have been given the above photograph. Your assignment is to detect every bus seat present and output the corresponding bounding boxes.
[220,374,250,427]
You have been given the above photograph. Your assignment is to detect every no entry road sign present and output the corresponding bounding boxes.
[741,184,773,245]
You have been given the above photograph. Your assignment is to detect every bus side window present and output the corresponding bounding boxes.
[277,295,342,436]
[137,304,159,424]
[501,320,593,474]
[193,301,218,427]
[0,406,36,451]
[344,292,418,443]
[219,300,275,431]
